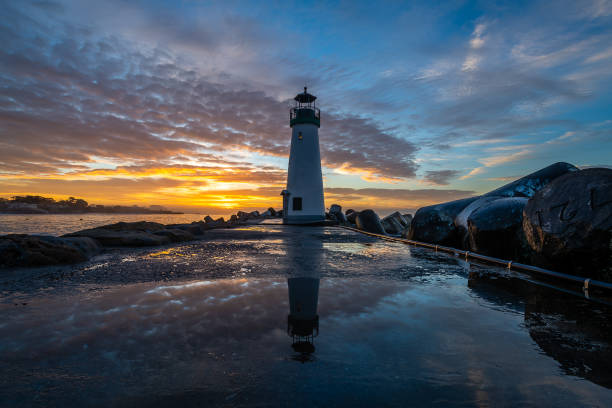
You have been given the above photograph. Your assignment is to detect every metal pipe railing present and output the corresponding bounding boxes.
[340,226,612,293]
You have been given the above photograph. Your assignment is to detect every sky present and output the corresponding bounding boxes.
[1,0,611,215]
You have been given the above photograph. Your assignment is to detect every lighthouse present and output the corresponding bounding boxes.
[281,87,325,224]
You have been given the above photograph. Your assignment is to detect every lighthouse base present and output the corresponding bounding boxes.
[283,214,326,225]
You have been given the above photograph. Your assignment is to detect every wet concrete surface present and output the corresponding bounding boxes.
[1,225,612,407]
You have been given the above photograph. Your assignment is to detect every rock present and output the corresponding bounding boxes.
[230,214,238,223]
[329,204,346,224]
[237,211,249,220]
[249,211,260,218]
[402,214,413,223]
[346,210,358,224]
[484,162,578,198]
[408,197,479,245]
[523,168,612,280]
[0,235,100,267]
[401,227,411,239]
[454,196,502,247]
[166,222,212,235]
[467,197,529,260]
[67,229,167,246]
[153,228,195,242]
[64,221,192,247]
[267,207,277,216]
[277,209,284,218]
[261,210,272,217]
[381,211,409,235]
[204,215,214,223]
[355,209,385,234]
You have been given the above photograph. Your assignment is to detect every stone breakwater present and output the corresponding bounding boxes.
[331,162,612,281]
[0,208,281,268]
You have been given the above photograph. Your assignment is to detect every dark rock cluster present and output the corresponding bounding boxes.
[337,162,611,280]
[408,162,611,280]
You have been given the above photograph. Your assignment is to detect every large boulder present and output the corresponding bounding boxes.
[204,215,214,223]
[408,197,479,245]
[523,168,612,280]
[0,235,101,267]
[267,207,277,216]
[381,211,409,235]
[355,209,385,234]
[467,197,529,260]
[484,162,578,198]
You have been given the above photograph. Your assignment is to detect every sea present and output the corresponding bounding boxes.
[0,213,233,236]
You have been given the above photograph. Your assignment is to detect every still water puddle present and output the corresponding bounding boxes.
[1,225,611,406]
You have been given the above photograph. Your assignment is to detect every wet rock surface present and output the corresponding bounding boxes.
[355,209,385,234]
[523,168,612,280]
[0,235,100,267]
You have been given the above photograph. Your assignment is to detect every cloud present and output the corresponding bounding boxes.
[421,169,460,185]
[0,3,419,186]
[459,167,485,180]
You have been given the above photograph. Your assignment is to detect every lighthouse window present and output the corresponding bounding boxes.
[293,197,303,211]
[298,132,303,140]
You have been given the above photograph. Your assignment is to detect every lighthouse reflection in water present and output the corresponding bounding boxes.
[285,229,322,362]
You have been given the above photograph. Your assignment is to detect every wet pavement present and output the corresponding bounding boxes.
[1,225,612,407]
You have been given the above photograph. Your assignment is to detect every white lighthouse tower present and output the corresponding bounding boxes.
[281,87,325,224]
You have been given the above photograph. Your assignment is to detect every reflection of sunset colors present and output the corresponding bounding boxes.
[2,1,611,214]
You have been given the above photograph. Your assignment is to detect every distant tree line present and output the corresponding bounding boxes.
[0,195,181,214]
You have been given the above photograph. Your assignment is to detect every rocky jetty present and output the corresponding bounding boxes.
[1,208,283,268]
[0,235,100,267]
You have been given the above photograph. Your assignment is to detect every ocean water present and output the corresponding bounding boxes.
[0,213,233,236]
[1,225,611,407]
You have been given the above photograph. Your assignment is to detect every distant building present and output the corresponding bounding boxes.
[281,87,325,224]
